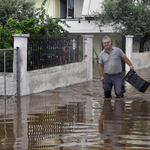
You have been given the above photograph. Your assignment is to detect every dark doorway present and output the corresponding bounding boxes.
[116,35,125,71]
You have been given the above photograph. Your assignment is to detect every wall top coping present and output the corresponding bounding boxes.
[125,35,134,38]
[12,34,30,38]
[81,35,94,38]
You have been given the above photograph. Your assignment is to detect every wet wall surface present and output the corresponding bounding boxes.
[0,63,150,150]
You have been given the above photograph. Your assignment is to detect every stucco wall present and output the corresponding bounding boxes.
[0,73,16,96]
[132,52,150,70]
[27,61,89,95]
[125,35,150,72]
[34,0,59,18]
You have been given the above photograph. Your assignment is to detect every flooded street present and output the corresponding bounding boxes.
[0,63,150,150]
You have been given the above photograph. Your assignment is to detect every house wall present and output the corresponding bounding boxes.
[34,0,59,18]
[53,0,59,18]
[74,0,84,18]
[82,0,103,16]
[60,20,114,33]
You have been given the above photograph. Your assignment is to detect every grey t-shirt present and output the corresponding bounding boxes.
[99,46,125,75]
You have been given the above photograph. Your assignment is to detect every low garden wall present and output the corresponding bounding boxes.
[0,34,94,96]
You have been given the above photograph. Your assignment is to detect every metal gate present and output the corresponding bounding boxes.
[0,47,20,100]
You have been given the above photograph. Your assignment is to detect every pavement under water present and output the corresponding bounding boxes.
[0,63,150,150]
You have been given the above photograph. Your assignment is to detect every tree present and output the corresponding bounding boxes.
[0,0,35,27]
[94,0,150,37]
[35,0,70,37]
[0,0,71,48]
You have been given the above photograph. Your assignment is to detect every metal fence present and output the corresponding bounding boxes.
[133,36,150,52]
[0,50,13,72]
[0,48,20,98]
[27,36,84,71]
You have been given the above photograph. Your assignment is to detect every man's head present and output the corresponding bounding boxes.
[102,36,112,50]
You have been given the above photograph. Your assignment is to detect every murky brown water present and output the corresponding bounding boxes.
[0,63,150,150]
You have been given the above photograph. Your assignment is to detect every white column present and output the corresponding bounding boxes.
[82,35,94,80]
[12,34,30,96]
[125,35,134,72]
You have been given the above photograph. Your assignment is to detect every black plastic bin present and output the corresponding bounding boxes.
[124,70,150,93]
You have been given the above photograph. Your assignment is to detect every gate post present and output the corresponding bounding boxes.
[13,34,30,96]
[125,35,134,72]
[82,35,94,80]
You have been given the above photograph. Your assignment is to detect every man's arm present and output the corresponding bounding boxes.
[122,55,134,71]
[99,63,105,82]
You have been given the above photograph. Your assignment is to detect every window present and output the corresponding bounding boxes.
[60,0,74,19]
[67,0,74,18]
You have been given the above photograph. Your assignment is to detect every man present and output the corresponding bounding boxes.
[99,36,134,98]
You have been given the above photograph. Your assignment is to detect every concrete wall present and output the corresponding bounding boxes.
[0,34,93,96]
[132,52,150,70]
[27,61,90,95]
[0,73,16,96]
[125,35,150,72]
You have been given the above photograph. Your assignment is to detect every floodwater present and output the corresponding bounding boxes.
[0,63,150,150]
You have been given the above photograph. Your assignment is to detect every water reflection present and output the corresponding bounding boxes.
[0,64,150,149]
[28,102,85,149]
[99,100,125,147]
[2,100,7,150]
[0,99,14,150]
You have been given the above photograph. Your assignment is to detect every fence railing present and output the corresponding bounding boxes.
[0,48,20,98]
[0,50,13,72]
[27,36,84,71]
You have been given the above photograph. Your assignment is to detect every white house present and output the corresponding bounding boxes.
[34,0,120,61]
[34,0,150,70]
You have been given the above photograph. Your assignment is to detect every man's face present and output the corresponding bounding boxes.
[103,38,112,50]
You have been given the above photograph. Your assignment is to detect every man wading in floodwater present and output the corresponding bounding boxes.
[99,36,134,98]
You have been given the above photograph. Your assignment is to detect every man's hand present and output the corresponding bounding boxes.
[101,76,105,82]
[130,66,134,71]
[99,63,105,82]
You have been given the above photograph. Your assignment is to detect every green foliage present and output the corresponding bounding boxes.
[0,0,35,27]
[39,18,71,37]
[0,0,70,49]
[94,0,150,37]
[35,0,71,37]
[0,17,42,48]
